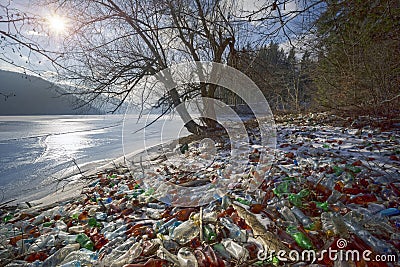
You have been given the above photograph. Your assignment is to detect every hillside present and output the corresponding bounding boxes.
[0,70,101,115]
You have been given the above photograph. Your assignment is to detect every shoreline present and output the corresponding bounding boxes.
[26,138,185,210]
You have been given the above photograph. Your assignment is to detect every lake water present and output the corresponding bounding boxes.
[0,114,188,204]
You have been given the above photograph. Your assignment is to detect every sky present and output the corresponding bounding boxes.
[0,0,67,76]
[0,0,316,76]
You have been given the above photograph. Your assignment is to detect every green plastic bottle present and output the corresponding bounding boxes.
[345,165,361,173]
[42,221,53,227]
[286,226,313,250]
[288,194,302,207]
[273,181,290,197]
[298,189,310,198]
[76,233,94,251]
[203,225,216,242]
[315,201,329,212]
[333,166,344,176]
[3,214,13,223]
[88,218,101,228]
[145,188,155,196]
[236,198,251,206]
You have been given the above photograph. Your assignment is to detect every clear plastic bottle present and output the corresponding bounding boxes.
[177,247,198,267]
[104,224,127,239]
[221,239,249,262]
[157,218,178,234]
[291,206,313,229]
[28,234,55,252]
[321,212,336,237]
[55,232,77,245]
[42,243,80,267]
[278,206,298,224]
[59,260,81,267]
[171,219,199,245]
[60,248,98,266]
[110,242,143,267]
[344,218,396,255]
[219,217,247,243]
[68,225,86,234]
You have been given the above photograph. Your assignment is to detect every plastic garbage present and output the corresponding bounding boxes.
[171,219,199,245]
[221,239,249,262]
[60,248,98,265]
[177,247,198,267]
[291,206,313,229]
[286,226,313,249]
[219,217,247,242]
[42,243,80,267]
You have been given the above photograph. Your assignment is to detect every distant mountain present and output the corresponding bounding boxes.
[0,70,102,115]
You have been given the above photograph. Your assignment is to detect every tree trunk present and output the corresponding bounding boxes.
[169,87,204,135]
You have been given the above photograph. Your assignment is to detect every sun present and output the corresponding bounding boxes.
[47,14,67,34]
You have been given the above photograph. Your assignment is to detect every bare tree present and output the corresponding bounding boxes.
[36,0,242,134]
[1,0,327,124]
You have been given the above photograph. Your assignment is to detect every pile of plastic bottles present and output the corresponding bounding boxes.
[0,117,399,266]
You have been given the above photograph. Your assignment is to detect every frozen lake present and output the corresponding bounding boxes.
[0,114,188,204]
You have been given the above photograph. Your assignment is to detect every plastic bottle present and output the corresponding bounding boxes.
[24,251,48,262]
[110,242,143,267]
[348,194,377,204]
[327,190,343,204]
[273,181,290,197]
[68,225,86,234]
[60,248,98,266]
[157,246,180,266]
[3,213,13,223]
[98,236,124,255]
[54,220,68,232]
[28,234,55,252]
[75,233,94,251]
[236,197,251,206]
[321,212,336,237]
[57,232,78,245]
[88,217,102,228]
[213,243,231,260]
[315,201,329,212]
[104,224,127,239]
[344,218,396,255]
[286,226,313,250]
[278,206,298,224]
[203,224,216,242]
[203,211,218,223]
[42,243,80,267]
[219,217,247,243]
[221,195,232,209]
[123,258,168,267]
[203,244,221,266]
[177,247,198,267]
[95,212,107,221]
[291,206,313,229]
[379,208,400,217]
[221,239,249,262]
[288,193,302,207]
[171,220,199,245]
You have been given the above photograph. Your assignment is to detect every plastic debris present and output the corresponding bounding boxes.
[1,113,399,266]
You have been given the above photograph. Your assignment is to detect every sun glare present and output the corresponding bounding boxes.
[47,14,67,34]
